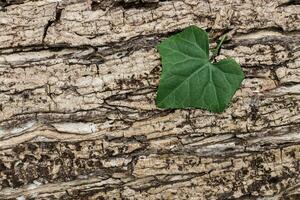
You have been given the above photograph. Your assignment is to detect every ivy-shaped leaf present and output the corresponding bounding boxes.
[156,25,244,113]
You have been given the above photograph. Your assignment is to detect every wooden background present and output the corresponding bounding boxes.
[0,0,299,199]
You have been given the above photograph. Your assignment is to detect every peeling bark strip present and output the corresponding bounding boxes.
[0,0,299,199]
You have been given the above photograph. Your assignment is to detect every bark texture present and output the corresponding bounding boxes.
[0,0,300,199]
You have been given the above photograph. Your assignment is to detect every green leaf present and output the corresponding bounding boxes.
[156,25,244,113]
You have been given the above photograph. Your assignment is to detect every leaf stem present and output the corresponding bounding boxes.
[215,34,227,55]
[210,34,227,61]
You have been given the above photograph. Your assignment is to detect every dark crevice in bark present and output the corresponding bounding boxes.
[128,172,207,192]
[0,29,182,56]
[88,29,182,57]
[0,45,55,54]
[0,44,97,55]
[0,0,25,10]
[42,6,62,43]
[1,26,298,57]
[226,38,299,52]
[270,67,281,87]
[236,26,300,37]
[90,0,115,11]
[280,81,300,87]
[116,0,160,9]
[0,106,165,132]
[0,4,6,11]
[89,0,175,11]
[277,0,300,8]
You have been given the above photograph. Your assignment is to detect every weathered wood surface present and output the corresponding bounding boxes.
[0,0,299,199]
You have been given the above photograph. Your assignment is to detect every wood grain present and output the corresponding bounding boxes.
[0,0,299,199]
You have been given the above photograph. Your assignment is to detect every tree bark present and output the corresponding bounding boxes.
[0,0,299,199]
